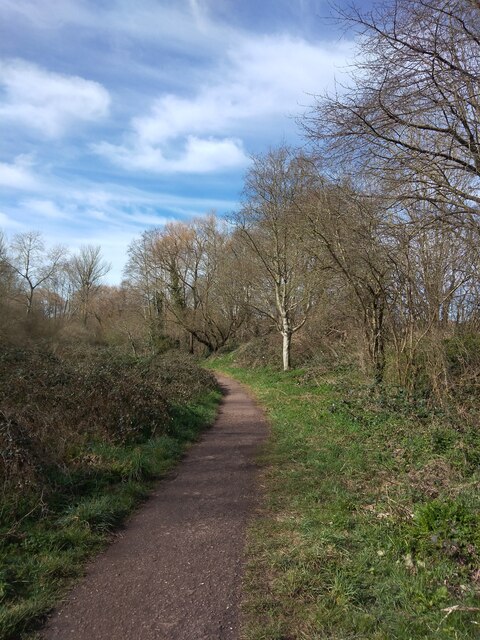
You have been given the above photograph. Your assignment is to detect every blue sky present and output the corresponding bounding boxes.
[0,0,359,282]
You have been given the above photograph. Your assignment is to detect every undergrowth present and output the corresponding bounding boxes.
[0,347,220,640]
[208,356,480,640]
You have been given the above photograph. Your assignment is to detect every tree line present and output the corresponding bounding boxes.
[1,0,479,401]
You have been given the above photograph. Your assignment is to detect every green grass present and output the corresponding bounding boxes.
[208,358,480,640]
[0,390,221,640]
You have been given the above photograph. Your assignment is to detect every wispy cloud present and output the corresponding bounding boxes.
[0,0,91,29]
[2,179,239,238]
[0,59,110,137]
[0,0,356,282]
[94,34,350,174]
[0,156,39,190]
[20,198,71,220]
[0,0,237,56]
[0,180,237,281]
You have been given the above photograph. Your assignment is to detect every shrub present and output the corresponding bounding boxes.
[0,345,217,503]
[445,333,480,377]
[0,412,42,493]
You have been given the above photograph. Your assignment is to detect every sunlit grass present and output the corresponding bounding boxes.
[208,359,480,640]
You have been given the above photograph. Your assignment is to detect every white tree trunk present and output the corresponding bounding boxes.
[282,329,291,371]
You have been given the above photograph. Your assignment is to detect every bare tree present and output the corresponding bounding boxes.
[151,216,247,353]
[124,216,248,354]
[304,178,393,383]
[68,245,111,325]
[0,231,13,293]
[305,0,480,217]
[83,284,147,355]
[385,207,479,391]
[8,231,64,315]
[187,216,248,353]
[0,232,18,337]
[124,232,166,351]
[235,147,317,371]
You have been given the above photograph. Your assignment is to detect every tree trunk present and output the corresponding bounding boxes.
[189,331,194,354]
[26,287,34,315]
[282,329,292,371]
[370,298,385,385]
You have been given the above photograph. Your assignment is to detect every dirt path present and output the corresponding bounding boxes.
[41,374,267,640]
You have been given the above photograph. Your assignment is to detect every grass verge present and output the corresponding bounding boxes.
[208,357,480,640]
[0,390,221,640]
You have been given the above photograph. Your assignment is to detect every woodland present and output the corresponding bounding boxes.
[1,1,480,638]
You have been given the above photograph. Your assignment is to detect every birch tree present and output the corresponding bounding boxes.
[235,147,316,371]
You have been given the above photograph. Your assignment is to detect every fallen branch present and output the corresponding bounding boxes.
[441,605,480,614]
[437,604,480,632]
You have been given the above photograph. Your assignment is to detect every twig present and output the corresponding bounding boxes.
[441,605,480,614]
[436,604,480,632]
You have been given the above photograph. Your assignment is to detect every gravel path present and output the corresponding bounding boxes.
[42,374,267,640]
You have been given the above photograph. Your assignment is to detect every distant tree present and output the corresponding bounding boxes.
[0,231,7,266]
[68,245,111,325]
[0,231,12,291]
[150,215,248,353]
[8,231,64,315]
[42,261,75,319]
[124,232,166,351]
[0,232,18,337]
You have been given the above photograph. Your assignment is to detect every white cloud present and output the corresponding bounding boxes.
[0,0,91,30]
[65,184,237,215]
[0,156,39,190]
[21,199,71,220]
[0,171,240,283]
[0,0,236,56]
[180,136,247,172]
[108,0,231,48]
[0,59,110,137]
[0,211,25,230]
[94,136,248,174]
[94,33,351,174]
[231,34,351,110]
[5,180,238,236]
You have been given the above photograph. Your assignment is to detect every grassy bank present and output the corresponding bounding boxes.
[0,348,221,640]
[208,357,480,640]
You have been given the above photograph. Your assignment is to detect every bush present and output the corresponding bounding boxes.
[0,344,220,640]
[0,345,217,505]
[0,412,41,493]
[231,334,284,369]
[445,333,480,377]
